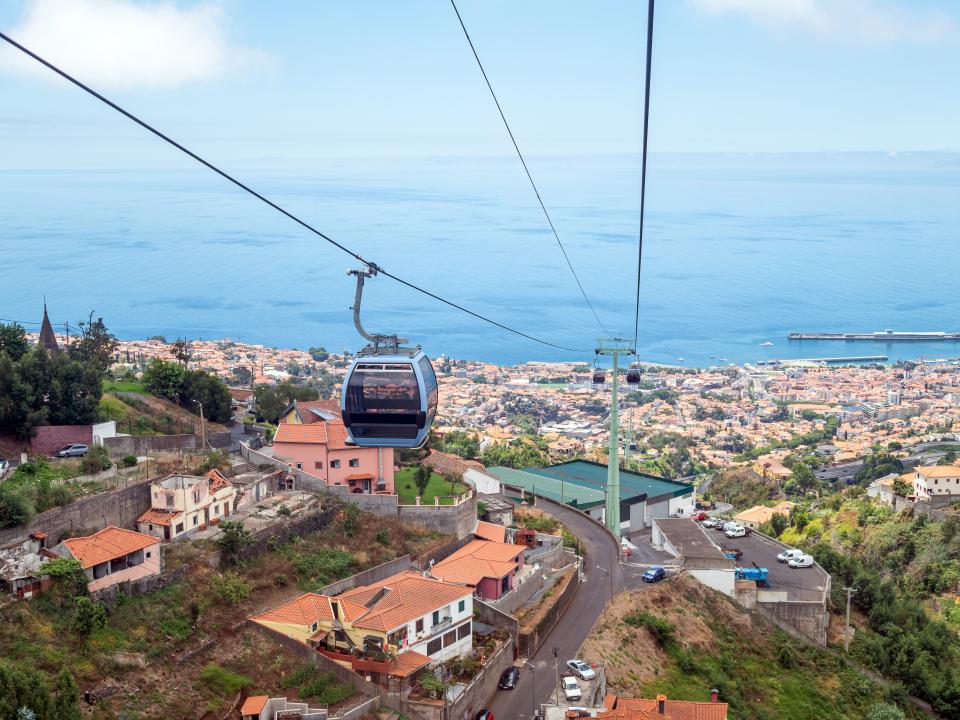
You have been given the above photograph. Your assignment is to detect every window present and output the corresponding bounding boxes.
[315,461,323,470]
[311,622,318,633]
[331,460,341,469]
[432,610,440,625]
[145,551,152,559]
[175,523,184,534]
[457,622,471,640]
[349,458,360,467]
[458,600,465,613]
[296,462,303,470]
[193,516,198,526]
[426,638,442,656]
[213,505,219,515]
[416,618,424,633]
[443,630,456,648]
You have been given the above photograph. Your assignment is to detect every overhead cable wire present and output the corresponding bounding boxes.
[633,0,655,355]
[0,30,587,354]
[448,0,613,338]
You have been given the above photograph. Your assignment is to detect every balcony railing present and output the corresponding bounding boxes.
[430,616,453,634]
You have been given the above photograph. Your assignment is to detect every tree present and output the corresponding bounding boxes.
[143,359,186,401]
[68,312,117,374]
[414,465,432,498]
[0,323,28,362]
[790,462,817,492]
[856,452,904,484]
[180,370,232,423]
[171,337,192,366]
[893,477,911,497]
[253,382,319,423]
[308,346,329,362]
[70,597,106,644]
[217,521,253,566]
[51,670,82,720]
[442,430,479,459]
[938,450,957,466]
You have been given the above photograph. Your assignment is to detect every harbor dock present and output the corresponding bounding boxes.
[789,330,960,341]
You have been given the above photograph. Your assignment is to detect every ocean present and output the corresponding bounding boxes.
[2,151,959,367]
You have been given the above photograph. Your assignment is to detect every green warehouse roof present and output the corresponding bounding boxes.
[487,466,606,510]
[527,460,692,501]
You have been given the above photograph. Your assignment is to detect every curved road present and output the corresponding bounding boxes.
[487,498,633,720]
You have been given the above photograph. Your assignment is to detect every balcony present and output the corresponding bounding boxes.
[431,616,453,634]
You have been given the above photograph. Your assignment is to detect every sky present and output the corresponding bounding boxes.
[1,0,960,170]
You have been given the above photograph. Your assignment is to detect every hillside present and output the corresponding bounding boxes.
[99,386,229,437]
[580,574,911,720]
[706,466,778,510]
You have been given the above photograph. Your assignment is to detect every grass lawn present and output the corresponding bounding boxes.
[395,467,469,505]
[103,379,148,393]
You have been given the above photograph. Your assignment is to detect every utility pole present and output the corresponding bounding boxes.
[843,586,857,652]
[596,338,635,538]
[553,647,559,705]
[195,401,207,449]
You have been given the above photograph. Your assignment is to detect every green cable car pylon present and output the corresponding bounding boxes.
[595,338,635,538]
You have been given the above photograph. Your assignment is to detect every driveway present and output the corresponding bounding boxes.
[486,498,625,720]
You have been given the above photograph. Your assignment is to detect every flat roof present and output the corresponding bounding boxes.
[488,467,606,509]
[528,460,693,502]
[654,518,727,559]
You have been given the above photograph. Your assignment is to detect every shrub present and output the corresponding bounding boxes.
[81,445,112,474]
[375,529,391,545]
[277,504,291,517]
[274,573,289,586]
[624,611,675,647]
[198,664,251,695]
[209,572,252,605]
[120,455,138,468]
[417,670,446,699]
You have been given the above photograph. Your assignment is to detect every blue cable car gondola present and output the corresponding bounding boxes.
[340,268,438,448]
[627,362,642,384]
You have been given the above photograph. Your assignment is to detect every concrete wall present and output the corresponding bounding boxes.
[445,636,514,720]
[476,598,519,642]
[103,431,232,457]
[689,567,736,596]
[30,425,93,455]
[317,556,414,596]
[755,596,829,647]
[0,478,153,547]
[518,561,580,657]
[91,421,117,444]
[463,468,500,495]
[90,563,188,608]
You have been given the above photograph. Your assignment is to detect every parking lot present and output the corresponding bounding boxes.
[702,523,829,602]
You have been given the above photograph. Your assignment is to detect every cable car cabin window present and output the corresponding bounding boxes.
[418,356,439,424]
[347,363,420,414]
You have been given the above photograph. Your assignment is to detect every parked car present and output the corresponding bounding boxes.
[692,511,709,521]
[642,566,666,583]
[248,435,263,450]
[702,518,718,528]
[474,711,493,720]
[788,554,815,568]
[713,520,727,531]
[725,525,752,538]
[566,659,596,681]
[561,676,582,702]
[777,548,804,563]
[498,667,520,690]
[55,444,88,458]
[0,459,8,478]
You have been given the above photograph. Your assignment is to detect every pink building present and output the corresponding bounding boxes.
[430,539,525,601]
[55,526,160,593]
[272,420,395,494]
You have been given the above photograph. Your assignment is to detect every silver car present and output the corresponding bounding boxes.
[566,659,596,681]
[55,443,89,458]
[0,459,8,478]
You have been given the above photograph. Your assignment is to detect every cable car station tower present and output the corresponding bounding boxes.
[596,338,635,538]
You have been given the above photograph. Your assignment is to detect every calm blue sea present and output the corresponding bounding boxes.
[2,152,959,366]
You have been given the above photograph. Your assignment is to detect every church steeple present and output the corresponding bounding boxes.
[38,299,60,354]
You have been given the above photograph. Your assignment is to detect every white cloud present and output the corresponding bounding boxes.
[691,0,956,44]
[0,0,264,90]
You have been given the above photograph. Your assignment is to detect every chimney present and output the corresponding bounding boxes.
[710,688,719,704]
[657,694,667,715]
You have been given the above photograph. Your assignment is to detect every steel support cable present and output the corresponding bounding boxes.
[448,0,613,337]
[633,0,655,355]
[0,30,587,353]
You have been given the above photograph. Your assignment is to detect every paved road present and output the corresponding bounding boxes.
[487,498,623,720]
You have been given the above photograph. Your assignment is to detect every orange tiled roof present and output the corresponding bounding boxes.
[441,539,523,564]
[917,465,960,478]
[252,592,368,627]
[340,571,472,633]
[474,520,507,543]
[388,649,431,677]
[207,468,231,492]
[294,399,342,424]
[432,539,520,586]
[62,527,158,569]
[345,473,375,481]
[240,695,268,715]
[273,420,351,450]
[137,508,181,526]
[602,695,728,720]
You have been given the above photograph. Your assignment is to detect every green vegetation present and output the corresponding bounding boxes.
[624,611,675,646]
[216,520,253,566]
[0,661,83,719]
[209,572,253,605]
[0,459,77,529]
[142,358,232,423]
[279,665,353,704]
[708,467,774,510]
[198,664,251,695]
[439,429,480,459]
[395,467,468,504]
[0,318,115,440]
[480,435,550,469]
[102,379,147,393]
[281,546,356,590]
[253,382,319,423]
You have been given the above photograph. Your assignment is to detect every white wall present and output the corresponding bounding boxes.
[92,420,117,444]
[464,468,500,495]
[404,592,474,664]
[668,493,695,517]
[689,568,735,596]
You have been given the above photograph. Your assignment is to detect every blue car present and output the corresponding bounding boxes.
[642,566,666,583]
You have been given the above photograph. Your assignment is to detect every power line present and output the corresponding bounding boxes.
[633,0,655,355]
[0,30,587,354]
[448,0,612,337]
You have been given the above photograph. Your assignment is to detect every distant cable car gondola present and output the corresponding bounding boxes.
[627,362,642,384]
[340,269,438,448]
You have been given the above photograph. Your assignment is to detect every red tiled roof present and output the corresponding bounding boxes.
[207,468,231,492]
[240,695,268,715]
[340,571,472,633]
[474,520,506,543]
[251,592,369,627]
[601,694,728,720]
[137,508,181,526]
[62,527,158,569]
[345,473,375,481]
[441,539,523,564]
[295,399,342,424]
[423,449,486,477]
[273,419,351,450]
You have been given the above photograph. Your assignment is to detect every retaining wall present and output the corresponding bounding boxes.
[0,477,153,547]
[518,561,580,657]
[90,564,188,608]
[476,598,519,643]
[30,425,93,455]
[755,596,830,647]
[103,431,232,457]
[317,556,414,596]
